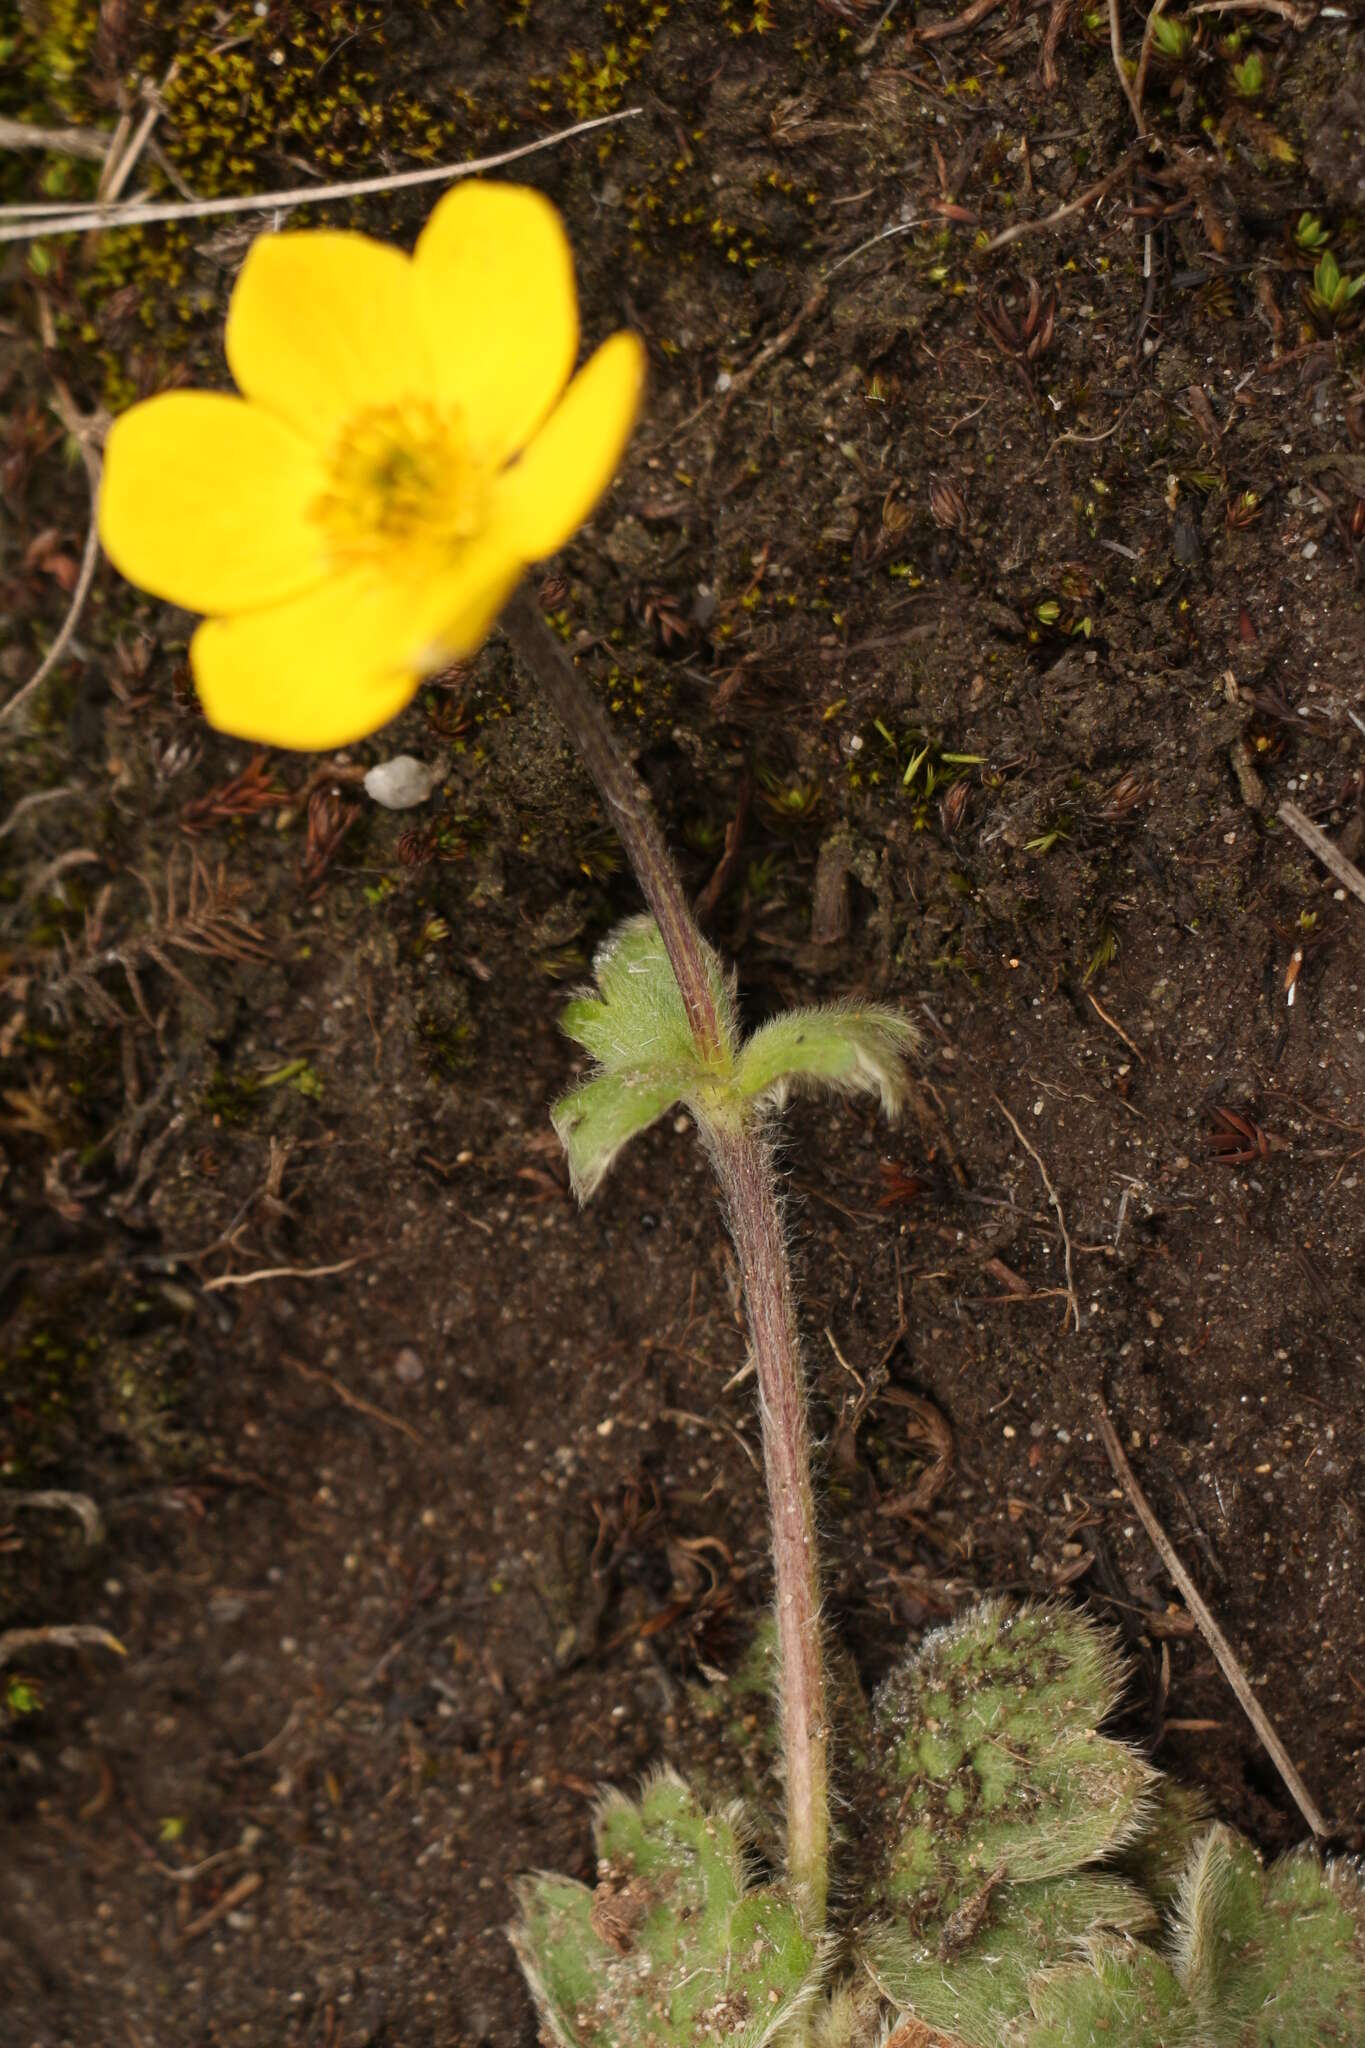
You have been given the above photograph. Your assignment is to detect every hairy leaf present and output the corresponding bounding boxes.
[734,1004,917,1119]
[864,1874,1157,2048]
[553,916,738,1199]
[1173,1826,1365,2046]
[560,916,737,1077]
[551,1070,684,1201]
[1022,1932,1202,2047]
[865,1601,1154,1930]
[1116,1779,1212,1910]
[512,1772,823,2048]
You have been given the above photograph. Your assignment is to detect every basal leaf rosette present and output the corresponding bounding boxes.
[511,1771,824,2048]
[98,181,645,749]
[862,1601,1154,1934]
[1019,1931,1203,2048]
[862,1873,1160,2048]
[1171,1826,1365,2046]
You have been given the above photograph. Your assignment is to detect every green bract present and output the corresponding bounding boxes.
[552,916,917,1198]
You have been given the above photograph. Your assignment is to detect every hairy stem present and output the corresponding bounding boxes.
[502,580,829,1919]
[502,584,723,1060]
[706,1119,829,1917]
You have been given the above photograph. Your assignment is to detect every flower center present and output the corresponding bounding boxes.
[311,399,488,562]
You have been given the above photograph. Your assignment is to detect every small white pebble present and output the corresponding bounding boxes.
[364,755,445,809]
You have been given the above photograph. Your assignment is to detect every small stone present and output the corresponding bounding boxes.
[363,755,444,809]
[394,1346,424,1385]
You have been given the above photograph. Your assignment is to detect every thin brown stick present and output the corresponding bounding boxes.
[0,109,642,243]
[0,786,81,841]
[282,1354,422,1447]
[917,0,1004,41]
[0,1624,126,1670]
[978,145,1143,253]
[1108,0,1147,133]
[1086,990,1145,1062]
[2,375,103,728]
[1278,801,1365,910]
[992,1093,1080,1331]
[1188,0,1315,18]
[1131,0,1172,134]
[180,1871,262,1943]
[203,1256,364,1291]
[716,284,828,431]
[1038,0,1071,89]
[0,116,109,160]
[96,63,176,209]
[1093,1398,1330,1839]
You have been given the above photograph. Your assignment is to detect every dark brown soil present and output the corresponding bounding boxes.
[3,3,1364,2043]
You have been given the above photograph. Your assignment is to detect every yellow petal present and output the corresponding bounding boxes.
[225,231,430,447]
[491,331,645,560]
[99,393,330,613]
[413,181,577,464]
[190,542,520,751]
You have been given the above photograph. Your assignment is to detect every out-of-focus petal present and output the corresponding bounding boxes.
[99,393,330,612]
[490,332,645,560]
[414,181,577,465]
[189,539,521,750]
[225,231,429,447]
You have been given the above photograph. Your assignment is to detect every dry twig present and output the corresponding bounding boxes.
[2,379,103,728]
[979,146,1144,254]
[0,1624,126,1670]
[1,1489,104,1545]
[1086,991,1145,1062]
[1131,0,1173,132]
[1094,1398,1330,1839]
[1108,0,1147,133]
[916,0,1005,40]
[0,110,641,243]
[992,1093,1080,1331]
[1278,801,1365,910]
[0,117,109,160]
[204,1257,364,1293]
[1038,0,1071,89]
[282,1352,421,1446]
[179,1871,262,1944]
[1188,0,1316,17]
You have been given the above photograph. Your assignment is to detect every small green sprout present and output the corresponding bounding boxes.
[757,767,822,823]
[4,1677,42,1717]
[1305,249,1365,328]
[1150,12,1193,61]
[1082,923,1118,986]
[1230,50,1264,97]
[1025,826,1069,855]
[1293,211,1331,254]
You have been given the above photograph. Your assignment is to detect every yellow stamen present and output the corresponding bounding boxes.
[311,398,488,562]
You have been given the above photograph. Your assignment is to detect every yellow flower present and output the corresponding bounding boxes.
[98,182,645,750]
